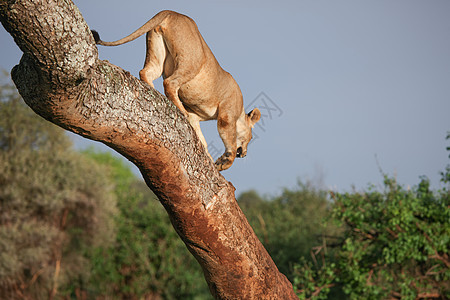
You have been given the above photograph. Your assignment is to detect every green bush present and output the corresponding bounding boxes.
[293,169,450,299]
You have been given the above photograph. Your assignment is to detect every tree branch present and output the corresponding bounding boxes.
[0,0,297,298]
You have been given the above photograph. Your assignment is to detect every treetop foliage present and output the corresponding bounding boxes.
[0,76,117,299]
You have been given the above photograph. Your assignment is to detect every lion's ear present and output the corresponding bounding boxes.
[247,108,261,126]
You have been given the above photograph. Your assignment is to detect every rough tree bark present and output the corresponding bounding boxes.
[0,0,297,298]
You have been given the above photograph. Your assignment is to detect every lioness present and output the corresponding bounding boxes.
[92,10,261,171]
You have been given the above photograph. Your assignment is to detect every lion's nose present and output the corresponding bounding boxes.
[236,147,246,158]
[236,147,243,158]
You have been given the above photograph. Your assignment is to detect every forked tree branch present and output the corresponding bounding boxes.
[0,0,297,298]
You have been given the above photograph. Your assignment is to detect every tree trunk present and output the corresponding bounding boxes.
[0,0,297,298]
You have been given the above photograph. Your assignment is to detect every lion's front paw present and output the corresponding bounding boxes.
[215,151,235,171]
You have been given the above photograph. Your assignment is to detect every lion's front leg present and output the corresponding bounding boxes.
[215,115,237,171]
[187,113,213,161]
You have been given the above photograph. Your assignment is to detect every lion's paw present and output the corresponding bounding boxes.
[215,152,235,171]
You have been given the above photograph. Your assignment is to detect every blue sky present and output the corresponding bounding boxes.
[1,0,449,195]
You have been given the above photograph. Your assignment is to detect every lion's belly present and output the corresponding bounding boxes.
[178,72,220,120]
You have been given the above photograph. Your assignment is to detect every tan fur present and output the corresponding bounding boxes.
[93,10,261,170]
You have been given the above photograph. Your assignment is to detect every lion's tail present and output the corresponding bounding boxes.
[92,10,172,46]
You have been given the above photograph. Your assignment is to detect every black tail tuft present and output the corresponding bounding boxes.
[91,30,101,44]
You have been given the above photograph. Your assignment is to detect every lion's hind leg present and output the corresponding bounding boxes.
[139,30,166,88]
